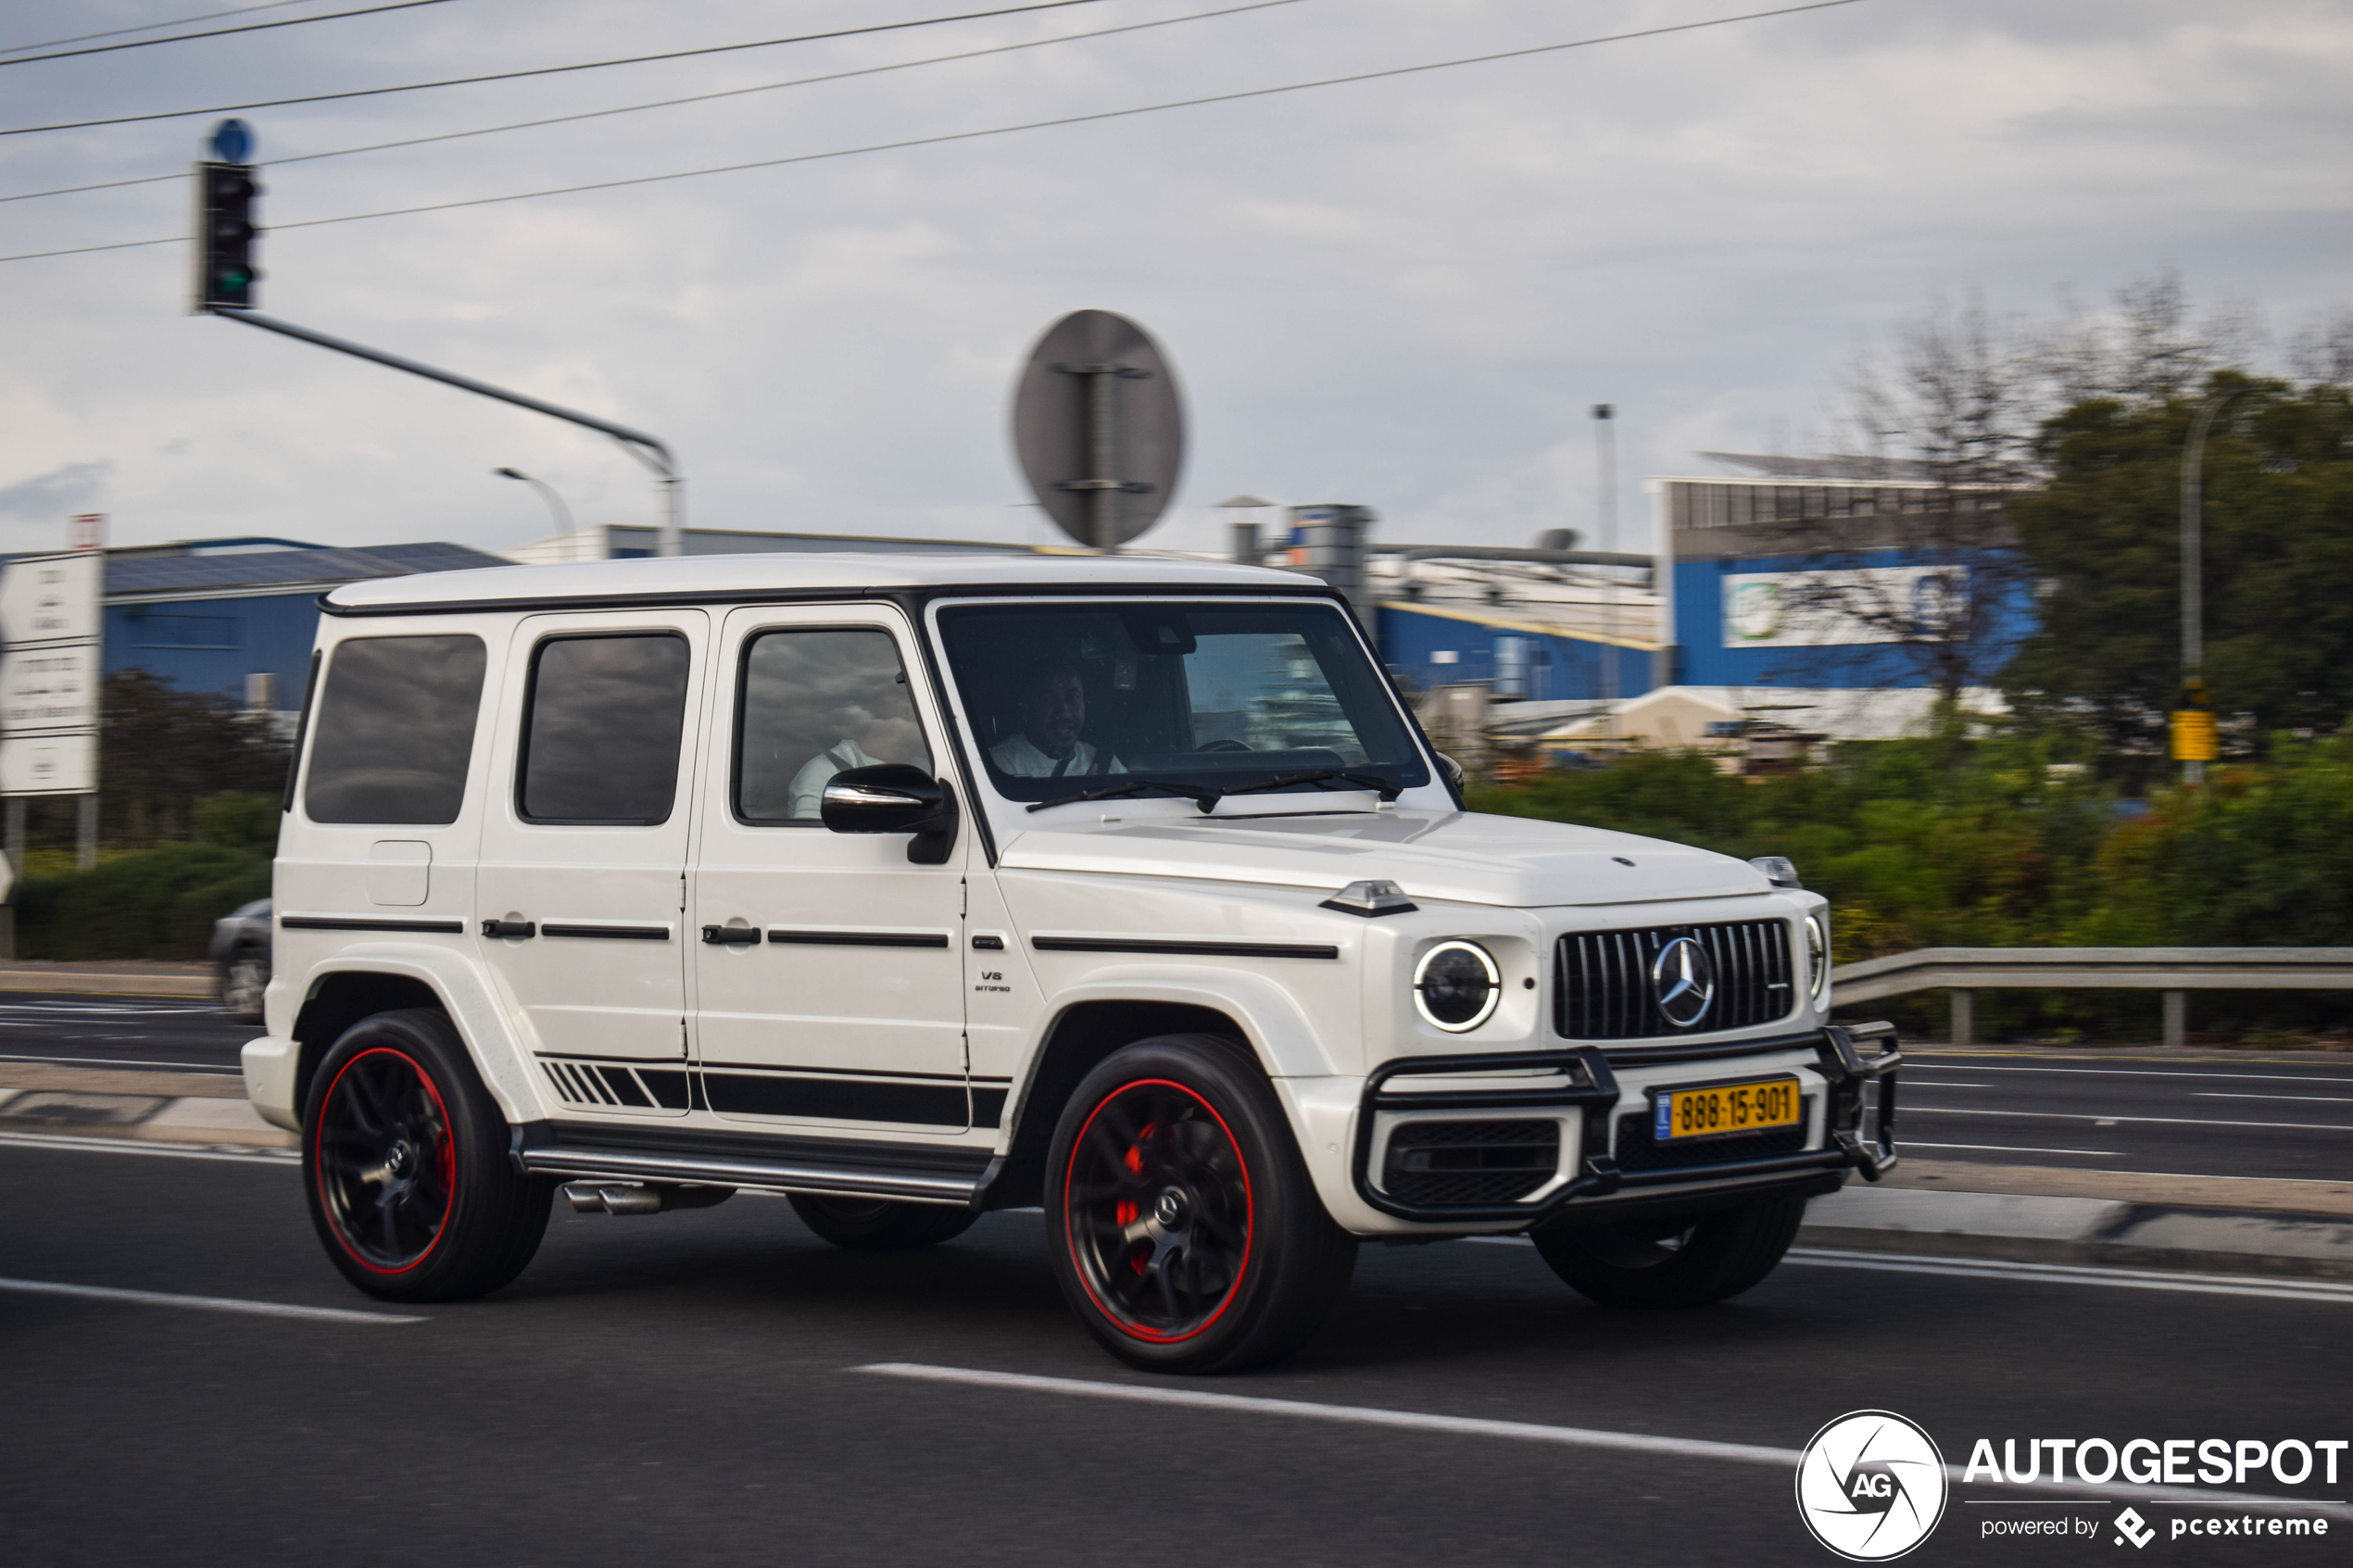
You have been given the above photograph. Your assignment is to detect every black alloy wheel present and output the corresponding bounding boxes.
[302,1008,551,1302]
[314,1046,455,1273]
[1046,1034,1357,1374]
[1063,1078,1254,1342]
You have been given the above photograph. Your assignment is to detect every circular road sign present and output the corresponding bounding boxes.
[1010,309,1185,550]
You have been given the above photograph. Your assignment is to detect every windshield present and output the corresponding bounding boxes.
[937,600,1430,804]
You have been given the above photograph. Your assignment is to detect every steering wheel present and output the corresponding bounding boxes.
[1197,739,1253,753]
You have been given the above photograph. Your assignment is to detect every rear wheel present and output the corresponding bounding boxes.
[302,1008,550,1302]
[788,1193,977,1251]
[1046,1034,1356,1374]
[1531,1195,1806,1309]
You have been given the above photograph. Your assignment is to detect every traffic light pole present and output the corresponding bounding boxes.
[207,306,685,557]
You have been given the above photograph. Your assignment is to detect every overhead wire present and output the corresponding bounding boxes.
[0,0,1124,136]
[0,0,1307,206]
[0,0,314,57]
[0,0,459,68]
[0,0,1869,266]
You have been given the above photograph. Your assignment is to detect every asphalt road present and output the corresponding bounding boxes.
[4,1140,2348,1566]
[1897,1050,2353,1182]
[7,995,2350,1185]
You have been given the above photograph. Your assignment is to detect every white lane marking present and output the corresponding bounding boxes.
[1781,1248,2353,1306]
[1466,1237,2353,1304]
[1899,1141,2121,1157]
[1904,1105,2353,1133]
[2198,1091,2353,1104]
[0,1276,421,1323]
[855,1363,2353,1518]
[1907,1064,2353,1086]
[0,1131,296,1164]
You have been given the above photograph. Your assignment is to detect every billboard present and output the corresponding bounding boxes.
[0,551,104,795]
[1721,567,1959,648]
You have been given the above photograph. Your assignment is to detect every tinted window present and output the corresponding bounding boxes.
[304,635,486,824]
[736,629,930,823]
[520,634,691,823]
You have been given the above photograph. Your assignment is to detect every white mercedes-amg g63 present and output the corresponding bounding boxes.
[244,552,1897,1372]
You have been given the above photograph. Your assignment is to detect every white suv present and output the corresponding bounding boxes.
[244,552,1897,1373]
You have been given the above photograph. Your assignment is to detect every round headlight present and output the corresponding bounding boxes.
[1414,941,1501,1032]
[1806,913,1831,1008]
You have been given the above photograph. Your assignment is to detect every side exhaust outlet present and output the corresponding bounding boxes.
[561,1182,735,1215]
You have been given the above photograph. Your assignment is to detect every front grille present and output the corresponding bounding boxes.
[1553,919,1795,1040]
[1380,1119,1559,1207]
[1612,1107,1810,1172]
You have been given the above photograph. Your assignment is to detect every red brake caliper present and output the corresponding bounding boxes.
[1121,1123,1154,1274]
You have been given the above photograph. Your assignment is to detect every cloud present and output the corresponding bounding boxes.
[0,459,110,524]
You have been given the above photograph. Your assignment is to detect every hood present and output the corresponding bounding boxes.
[995,807,1772,909]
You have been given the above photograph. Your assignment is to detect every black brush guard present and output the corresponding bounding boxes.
[1350,1022,1901,1224]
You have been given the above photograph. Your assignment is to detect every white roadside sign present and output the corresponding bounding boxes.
[0,550,105,797]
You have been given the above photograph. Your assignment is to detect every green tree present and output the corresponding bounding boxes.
[98,669,292,847]
[2001,379,2353,770]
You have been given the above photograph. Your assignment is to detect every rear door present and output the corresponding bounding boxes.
[688,605,971,1135]
[476,611,709,1115]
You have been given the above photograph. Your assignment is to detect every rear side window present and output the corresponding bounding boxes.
[519,633,691,824]
[305,634,487,824]
[735,628,931,823]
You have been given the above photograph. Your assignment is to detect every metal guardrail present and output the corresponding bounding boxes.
[1830,947,2353,1047]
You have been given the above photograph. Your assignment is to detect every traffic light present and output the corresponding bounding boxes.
[195,159,261,309]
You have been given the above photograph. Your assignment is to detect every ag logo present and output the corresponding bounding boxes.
[1795,1410,1948,1561]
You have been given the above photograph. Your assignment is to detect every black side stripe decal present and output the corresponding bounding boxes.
[765,931,951,948]
[540,923,672,941]
[281,916,466,935]
[1031,935,1340,960]
[701,1072,969,1127]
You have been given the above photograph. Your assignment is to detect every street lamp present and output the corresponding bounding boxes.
[2177,388,2246,784]
[1592,403,1619,718]
[495,467,580,561]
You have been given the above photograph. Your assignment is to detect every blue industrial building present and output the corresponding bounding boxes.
[1375,601,1661,702]
[95,538,509,712]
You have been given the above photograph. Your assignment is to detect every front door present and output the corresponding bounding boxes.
[689,606,970,1134]
[476,610,710,1115]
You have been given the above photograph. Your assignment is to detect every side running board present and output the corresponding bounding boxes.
[511,1122,999,1210]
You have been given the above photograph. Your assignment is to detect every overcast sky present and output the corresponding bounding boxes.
[2,0,2347,559]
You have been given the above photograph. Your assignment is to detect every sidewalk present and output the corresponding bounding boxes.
[0,1061,290,1150]
[0,960,216,998]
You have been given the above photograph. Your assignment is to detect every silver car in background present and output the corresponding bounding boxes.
[211,897,271,1022]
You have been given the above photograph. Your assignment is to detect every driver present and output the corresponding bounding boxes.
[990,658,1124,778]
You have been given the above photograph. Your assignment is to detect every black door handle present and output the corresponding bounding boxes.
[701,925,762,946]
[482,919,536,939]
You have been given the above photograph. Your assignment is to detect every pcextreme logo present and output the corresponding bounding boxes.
[1795,1410,1951,1561]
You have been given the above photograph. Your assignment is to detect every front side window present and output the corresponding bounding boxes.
[937,601,1428,804]
[519,633,691,824]
[305,634,485,824]
[736,628,932,823]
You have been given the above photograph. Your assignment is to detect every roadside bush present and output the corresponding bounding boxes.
[13,841,270,962]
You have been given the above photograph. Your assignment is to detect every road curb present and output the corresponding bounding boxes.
[0,962,216,998]
[0,1085,294,1149]
[1801,1185,2353,1282]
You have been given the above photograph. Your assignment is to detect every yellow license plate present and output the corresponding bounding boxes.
[1655,1078,1801,1141]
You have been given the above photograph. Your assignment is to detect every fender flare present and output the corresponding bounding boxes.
[1030,962,1340,1079]
[296,945,547,1124]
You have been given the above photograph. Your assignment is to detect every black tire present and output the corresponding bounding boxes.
[301,1008,551,1303]
[1531,1195,1806,1309]
[789,1193,978,1251]
[1045,1033,1356,1374]
[219,950,268,1023]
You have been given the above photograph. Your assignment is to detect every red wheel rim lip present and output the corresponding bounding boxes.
[312,1046,457,1276]
[1063,1077,1253,1344]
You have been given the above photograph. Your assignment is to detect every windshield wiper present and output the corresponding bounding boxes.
[1218,770,1402,803]
[1027,779,1223,814]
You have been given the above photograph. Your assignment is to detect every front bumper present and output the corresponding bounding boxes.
[1350,1022,1901,1225]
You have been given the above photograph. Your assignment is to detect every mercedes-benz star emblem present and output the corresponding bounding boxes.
[1651,935,1718,1028]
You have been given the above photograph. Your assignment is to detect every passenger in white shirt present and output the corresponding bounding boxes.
[989,660,1124,778]
[786,736,886,819]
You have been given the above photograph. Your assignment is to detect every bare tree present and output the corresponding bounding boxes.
[2289,308,2353,386]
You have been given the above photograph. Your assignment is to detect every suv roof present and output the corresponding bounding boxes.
[323,550,1316,613]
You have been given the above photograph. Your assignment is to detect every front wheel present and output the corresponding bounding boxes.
[1046,1034,1356,1374]
[302,1008,551,1302]
[789,1193,977,1251]
[1531,1195,1806,1309]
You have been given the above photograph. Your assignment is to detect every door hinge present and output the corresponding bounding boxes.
[960,876,968,918]
[679,872,687,912]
